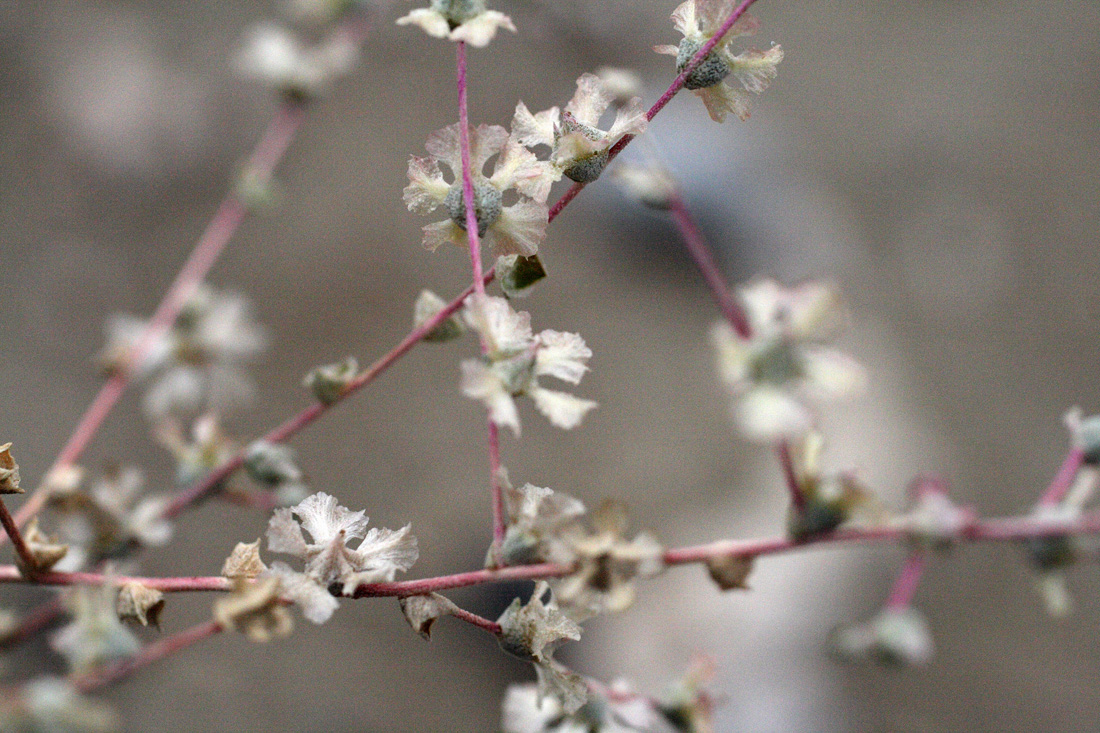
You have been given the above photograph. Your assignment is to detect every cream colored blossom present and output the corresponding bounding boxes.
[831,607,934,667]
[404,123,552,257]
[213,576,294,643]
[233,22,359,100]
[711,279,864,443]
[655,0,783,122]
[396,0,516,47]
[511,73,648,185]
[51,584,140,674]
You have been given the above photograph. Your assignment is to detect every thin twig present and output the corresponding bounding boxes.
[0,500,38,575]
[885,550,926,611]
[71,621,223,694]
[1038,447,1085,506]
[776,441,805,511]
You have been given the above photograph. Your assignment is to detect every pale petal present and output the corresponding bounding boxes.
[696,82,751,122]
[696,0,741,36]
[669,0,699,38]
[490,140,554,203]
[461,359,521,436]
[420,220,463,251]
[354,523,419,580]
[605,97,648,141]
[462,294,533,354]
[268,563,340,624]
[469,124,511,173]
[730,45,784,94]
[424,123,463,173]
[486,200,548,257]
[511,101,558,149]
[553,132,603,165]
[403,156,450,214]
[534,330,591,384]
[564,73,613,128]
[395,8,450,39]
[710,320,752,388]
[450,11,516,48]
[800,348,866,401]
[733,386,813,442]
[293,491,369,544]
[531,388,597,430]
[653,44,680,56]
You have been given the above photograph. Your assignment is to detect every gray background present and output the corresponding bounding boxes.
[2,0,1100,730]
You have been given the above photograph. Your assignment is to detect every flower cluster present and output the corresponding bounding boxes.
[397,0,516,47]
[511,72,648,184]
[100,287,268,424]
[656,0,783,122]
[264,492,418,623]
[460,295,596,435]
[404,124,552,258]
[711,279,864,443]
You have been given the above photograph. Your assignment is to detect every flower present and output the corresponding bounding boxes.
[502,680,659,733]
[213,576,294,643]
[100,287,268,423]
[547,500,664,620]
[15,678,120,733]
[404,123,552,258]
[233,22,359,101]
[784,432,875,540]
[655,0,783,122]
[396,0,516,48]
[831,607,934,667]
[896,476,975,548]
[497,583,587,714]
[51,583,141,674]
[710,278,865,443]
[265,492,418,623]
[497,478,587,566]
[460,295,597,436]
[511,73,648,185]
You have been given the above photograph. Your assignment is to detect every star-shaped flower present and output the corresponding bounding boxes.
[511,73,648,185]
[711,278,865,443]
[396,0,516,48]
[655,0,783,122]
[404,124,553,258]
[265,492,418,623]
[460,295,596,436]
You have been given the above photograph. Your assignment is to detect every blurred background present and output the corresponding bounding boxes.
[3,0,1100,729]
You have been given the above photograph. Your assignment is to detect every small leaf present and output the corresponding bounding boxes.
[497,254,548,298]
[399,593,460,640]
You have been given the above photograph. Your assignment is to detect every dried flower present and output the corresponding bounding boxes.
[460,295,597,436]
[399,593,461,640]
[156,413,239,488]
[704,554,753,591]
[303,357,359,405]
[19,518,68,575]
[612,163,679,210]
[233,22,359,102]
[115,583,165,628]
[51,584,140,674]
[496,254,548,299]
[502,680,659,733]
[711,279,865,443]
[512,73,648,184]
[413,290,465,343]
[596,67,646,108]
[1066,406,1100,465]
[101,287,268,423]
[213,577,294,643]
[1023,503,1081,617]
[785,433,875,541]
[404,123,552,258]
[396,0,516,48]
[497,476,586,566]
[498,583,587,714]
[15,678,120,733]
[0,443,22,494]
[831,607,934,667]
[659,656,718,733]
[897,478,975,549]
[221,539,268,580]
[655,1,783,122]
[265,492,418,623]
[548,501,664,620]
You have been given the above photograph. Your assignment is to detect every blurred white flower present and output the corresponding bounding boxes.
[711,279,864,443]
[396,0,516,47]
[233,22,359,101]
[503,680,661,733]
[831,606,934,667]
[51,583,140,675]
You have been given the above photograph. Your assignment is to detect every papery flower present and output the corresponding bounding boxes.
[655,0,783,122]
[100,287,268,423]
[896,477,975,549]
[155,413,239,488]
[264,492,418,623]
[15,678,120,733]
[784,432,875,541]
[46,465,172,567]
[404,123,552,257]
[512,73,648,185]
[213,576,294,643]
[502,680,660,733]
[460,295,597,436]
[396,0,516,48]
[497,582,587,714]
[711,278,864,443]
[51,583,141,675]
[498,476,587,566]
[831,607,934,668]
[659,655,718,733]
[547,500,664,620]
[233,22,359,101]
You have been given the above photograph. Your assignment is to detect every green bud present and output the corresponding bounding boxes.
[497,254,547,299]
[303,356,359,405]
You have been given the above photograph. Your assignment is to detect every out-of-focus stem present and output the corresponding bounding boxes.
[1038,447,1085,506]
[71,621,223,694]
[885,550,926,610]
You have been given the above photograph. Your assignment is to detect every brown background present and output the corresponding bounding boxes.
[2,0,1100,730]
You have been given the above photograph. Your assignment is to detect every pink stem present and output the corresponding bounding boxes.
[777,441,806,511]
[885,550,926,611]
[9,104,306,538]
[1038,447,1085,506]
[448,605,502,636]
[487,420,505,566]
[162,269,495,517]
[0,566,230,592]
[455,42,485,297]
[352,562,571,598]
[668,194,752,337]
[0,500,37,575]
[0,597,63,649]
[71,620,223,694]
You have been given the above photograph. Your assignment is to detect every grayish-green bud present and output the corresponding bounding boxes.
[676,38,731,90]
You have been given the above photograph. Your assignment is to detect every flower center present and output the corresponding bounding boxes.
[749,341,803,385]
[676,38,731,90]
[445,180,503,233]
[430,0,487,27]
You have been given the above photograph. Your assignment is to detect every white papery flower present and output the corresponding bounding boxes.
[512,73,648,186]
[265,492,418,623]
[460,295,596,436]
[404,123,553,258]
[711,279,865,443]
[655,0,783,122]
[396,0,516,47]
[233,22,359,100]
[51,584,140,675]
[502,681,661,733]
[832,607,934,667]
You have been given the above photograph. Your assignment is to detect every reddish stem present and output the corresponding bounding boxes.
[885,550,926,611]
[0,566,231,592]
[448,605,502,636]
[776,441,805,511]
[9,103,306,538]
[487,420,506,566]
[455,42,486,297]
[353,562,571,598]
[71,620,223,694]
[0,597,63,649]
[668,194,752,337]
[1038,447,1085,506]
[0,500,38,575]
